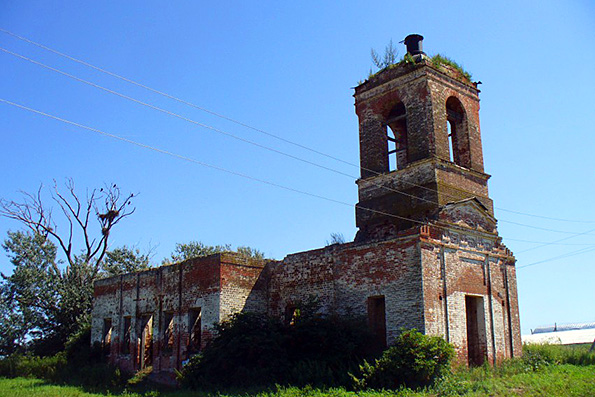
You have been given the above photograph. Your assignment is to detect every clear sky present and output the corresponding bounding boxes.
[0,1,593,335]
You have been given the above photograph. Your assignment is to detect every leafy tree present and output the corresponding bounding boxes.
[0,231,59,355]
[236,245,265,260]
[0,180,144,355]
[101,246,152,277]
[164,240,265,264]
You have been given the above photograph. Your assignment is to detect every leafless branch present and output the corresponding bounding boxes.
[1,180,137,282]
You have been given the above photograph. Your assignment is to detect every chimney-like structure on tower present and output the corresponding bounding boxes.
[404,34,425,56]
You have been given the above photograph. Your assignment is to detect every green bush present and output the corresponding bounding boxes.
[0,353,68,381]
[522,343,595,367]
[179,312,289,389]
[352,329,454,390]
[0,323,128,390]
[179,309,372,389]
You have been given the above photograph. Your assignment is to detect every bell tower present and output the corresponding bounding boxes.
[354,35,492,241]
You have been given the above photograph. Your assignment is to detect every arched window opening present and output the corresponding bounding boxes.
[386,102,408,171]
[447,119,455,163]
[445,97,469,168]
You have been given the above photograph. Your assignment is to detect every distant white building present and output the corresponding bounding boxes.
[522,322,595,345]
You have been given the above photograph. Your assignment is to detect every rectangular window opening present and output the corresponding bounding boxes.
[162,312,175,355]
[367,296,387,350]
[102,319,112,355]
[121,317,131,355]
[137,314,153,369]
[285,305,298,325]
[187,308,202,355]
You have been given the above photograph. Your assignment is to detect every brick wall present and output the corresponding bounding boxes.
[268,233,425,345]
[92,253,268,374]
[92,50,522,375]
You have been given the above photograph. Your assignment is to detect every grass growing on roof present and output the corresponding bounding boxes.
[430,54,473,82]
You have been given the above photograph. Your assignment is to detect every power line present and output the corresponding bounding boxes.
[504,237,595,247]
[515,228,595,254]
[0,46,455,211]
[3,97,591,271]
[0,47,355,180]
[495,207,595,224]
[1,47,592,238]
[2,47,591,237]
[0,28,356,169]
[517,246,595,269]
[2,27,593,226]
[0,98,430,227]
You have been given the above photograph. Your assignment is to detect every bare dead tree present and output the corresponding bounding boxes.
[0,178,136,281]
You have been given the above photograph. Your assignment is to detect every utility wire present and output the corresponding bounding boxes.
[1,46,593,237]
[2,27,593,225]
[2,47,591,237]
[515,227,595,254]
[0,28,354,168]
[517,246,595,269]
[0,47,447,210]
[0,98,430,227]
[3,97,591,270]
[504,237,595,247]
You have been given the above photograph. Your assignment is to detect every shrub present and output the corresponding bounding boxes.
[352,329,454,390]
[522,343,595,367]
[0,353,66,381]
[179,308,373,389]
[63,323,103,368]
[179,312,289,389]
[0,323,127,390]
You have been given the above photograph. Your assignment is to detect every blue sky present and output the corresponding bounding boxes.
[0,1,593,335]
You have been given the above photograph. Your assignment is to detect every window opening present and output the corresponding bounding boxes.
[445,97,468,167]
[367,296,387,350]
[187,308,202,355]
[137,315,153,369]
[102,319,113,355]
[386,103,408,171]
[162,312,174,355]
[284,305,298,325]
[121,317,131,355]
[447,119,455,162]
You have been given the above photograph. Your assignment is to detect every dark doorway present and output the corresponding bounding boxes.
[368,296,387,351]
[137,315,153,369]
[465,295,487,366]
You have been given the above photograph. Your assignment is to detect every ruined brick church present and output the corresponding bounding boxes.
[92,35,522,375]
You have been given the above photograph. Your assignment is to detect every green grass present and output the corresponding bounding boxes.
[2,345,594,396]
[3,365,595,397]
[0,377,107,397]
[429,54,473,82]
